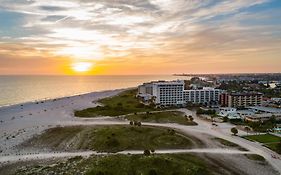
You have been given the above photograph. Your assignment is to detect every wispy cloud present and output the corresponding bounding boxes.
[0,0,280,74]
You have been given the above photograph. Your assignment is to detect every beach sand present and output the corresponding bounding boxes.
[0,89,125,155]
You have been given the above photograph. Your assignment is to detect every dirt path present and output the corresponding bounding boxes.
[0,148,254,164]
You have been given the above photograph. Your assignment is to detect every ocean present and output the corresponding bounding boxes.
[0,75,191,107]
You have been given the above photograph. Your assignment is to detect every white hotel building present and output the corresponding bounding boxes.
[138,80,223,106]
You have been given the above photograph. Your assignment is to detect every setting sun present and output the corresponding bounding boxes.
[71,62,92,72]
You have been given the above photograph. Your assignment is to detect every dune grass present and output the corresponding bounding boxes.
[22,125,195,153]
[16,154,213,175]
[75,89,155,117]
[212,138,248,151]
[245,154,266,162]
[126,111,197,125]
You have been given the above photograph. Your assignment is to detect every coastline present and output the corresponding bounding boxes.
[0,88,129,155]
[1,87,281,175]
[0,87,135,109]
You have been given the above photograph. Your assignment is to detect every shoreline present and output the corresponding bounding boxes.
[0,87,135,110]
[0,88,129,155]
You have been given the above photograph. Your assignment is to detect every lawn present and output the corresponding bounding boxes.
[243,134,281,143]
[264,142,281,154]
[125,111,197,125]
[243,134,281,154]
[22,125,195,153]
[16,154,214,175]
[75,89,155,117]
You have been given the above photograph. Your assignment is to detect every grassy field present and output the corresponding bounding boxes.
[265,142,281,154]
[22,125,196,152]
[125,111,197,125]
[75,89,155,117]
[243,134,281,143]
[15,154,215,175]
[212,138,248,151]
[245,154,266,162]
[243,134,281,154]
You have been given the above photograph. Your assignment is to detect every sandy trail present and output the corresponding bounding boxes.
[0,148,254,164]
[0,89,124,154]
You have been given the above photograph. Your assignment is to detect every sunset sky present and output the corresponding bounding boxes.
[0,0,281,75]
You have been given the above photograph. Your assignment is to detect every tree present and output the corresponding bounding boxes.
[143,150,151,156]
[223,116,228,122]
[245,126,251,135]
[231,127,238,136]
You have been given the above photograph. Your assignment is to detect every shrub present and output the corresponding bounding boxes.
[231,127,238,135]
[143,150,151,156]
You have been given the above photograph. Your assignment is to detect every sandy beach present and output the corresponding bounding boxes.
[0,89,125,155]
[0,88,281,175]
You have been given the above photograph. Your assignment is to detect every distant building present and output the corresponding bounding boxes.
[219,93,229,107]
[183,87,222,105]
[248,106,281,114]
[245,113,281,122]
[137,80,223,106]
[218,107,257,120]
[273,124,281,133]
[243,106,281,122]
[219,92,263,108]
[218,107,240,119]
[271,98,281,103]
[236,110,255,119]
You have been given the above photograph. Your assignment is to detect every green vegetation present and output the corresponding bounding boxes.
[219,80,281,98]
[212,138,239,147]
[75,89,155,117]
[196,108,216,115]
[231,127,238,135]
[243,134,281,154]
[243,134,281,143]
[212,138,247,151]
[16,154,215,175]
[245,117,278,132]
[125,111,197,125]
[22,125,195,153]
[245,154,266,162]
[264,142,281,154]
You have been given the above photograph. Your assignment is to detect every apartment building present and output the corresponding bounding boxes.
[227,92,263,108]
[183,87,222,105]
[138,80,223,106]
